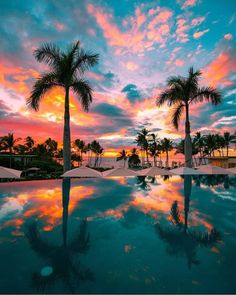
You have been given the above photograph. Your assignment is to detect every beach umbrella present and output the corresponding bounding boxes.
[137,167,174,176]
[171,167,204,175]
[0,166,22,178]
[227,167,236,174]
[197,165,233,175]
[102,167,137,177]
[61,166,102,178]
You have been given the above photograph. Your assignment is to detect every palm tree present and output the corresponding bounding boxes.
[148,133,160,167]
[27,41,99,172]
[223,132,234,157]
[135,128,150,165]
[24,136,35,153]
[74,138,86,163]
[116,149,128,167]
[90,140,103,168]
[0,133,21,167]
[160,138,173,168]
[203,134,217,157]
[45,138,58,156]
[157,67,222,167]
[128,148,141,168]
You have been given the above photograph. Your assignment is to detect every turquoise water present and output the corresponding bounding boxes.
[0,175,236,294]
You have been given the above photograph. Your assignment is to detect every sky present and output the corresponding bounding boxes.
[0,0,236,155]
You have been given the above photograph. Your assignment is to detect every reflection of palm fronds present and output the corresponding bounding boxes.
[190,228,221,246]
[155,223,199,269]
[31,272,56,293]
[25,222,56,258]
[25,219,94,293]
[155,200,222,269]
[170,201,183,228]
[70,219,90,253]
[136,176,150,191]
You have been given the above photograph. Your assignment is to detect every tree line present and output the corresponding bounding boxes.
[116,128,235,168]
[0,133,104,168]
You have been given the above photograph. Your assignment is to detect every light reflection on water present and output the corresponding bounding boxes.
[0,175,236,293]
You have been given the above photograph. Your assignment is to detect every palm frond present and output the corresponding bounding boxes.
[172,103,184,129]
[73,49,99,75]
[157,88,182,107]
[71,79,93,112]
[170,201,183,228]
[27,72,58,111]
[34,43,61,66]
[191,86,222,105]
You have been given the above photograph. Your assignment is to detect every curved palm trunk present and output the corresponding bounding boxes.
[184,104,192,168]
[166,150,169,168]
[63,87,71,172]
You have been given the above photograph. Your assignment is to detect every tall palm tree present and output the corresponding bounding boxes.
[27,41,99,172]
[148,133,160,167]
[160,138,173,168]
[157,67,222,167]
[135,128,150,165]
[203,134,217,157]
[74,138,86,163]
[223,132,234,157]
[0,133,21,167]
[116,149,128,167]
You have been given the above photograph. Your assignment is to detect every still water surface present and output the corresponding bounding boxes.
[0,175,236,293]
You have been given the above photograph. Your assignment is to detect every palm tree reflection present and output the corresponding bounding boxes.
[156,175,221,269]
[25,178,94,293]
[193,174,236,189]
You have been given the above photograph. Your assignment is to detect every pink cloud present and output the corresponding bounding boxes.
[87,3,173,54]
[193,29,209,39]
[54,21,67,32]
[175,59,185,67]
[224,33,233,40]
[203,51,236,87]
[191,16,205,26]
[182,0,198,9]
[147,9,173,30]
[176,18,190,42]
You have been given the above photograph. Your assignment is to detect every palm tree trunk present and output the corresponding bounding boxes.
[184,104,192,168]
[62,178,71,247]
[184,175,191,233]
[166,150,169,168]
[63,87,71,172]
[227,145,229,157]
[146,149,149,164]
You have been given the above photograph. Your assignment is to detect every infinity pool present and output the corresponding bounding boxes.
[0,175,236,294]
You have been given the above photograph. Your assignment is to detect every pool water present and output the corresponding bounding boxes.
[0,175,236,294]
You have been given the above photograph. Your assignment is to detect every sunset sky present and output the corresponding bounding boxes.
[0,0,236,154]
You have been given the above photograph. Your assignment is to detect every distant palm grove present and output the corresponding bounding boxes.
[1,130,235,174]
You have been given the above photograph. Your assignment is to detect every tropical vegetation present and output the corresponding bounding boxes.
[156,67,222,167]
[27,41,99,172]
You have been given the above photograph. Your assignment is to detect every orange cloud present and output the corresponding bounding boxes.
[193,29,209,39]
[203,51,236,87]
[125,61,139,71]
[175,59,184,67]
